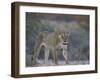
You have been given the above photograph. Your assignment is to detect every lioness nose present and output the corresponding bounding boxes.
[64,39,66,42]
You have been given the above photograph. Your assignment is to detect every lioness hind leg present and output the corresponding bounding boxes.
[31,47,41,65]
[44,48,49,65]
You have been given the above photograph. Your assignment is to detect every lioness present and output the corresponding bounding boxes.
[32,31,70,65]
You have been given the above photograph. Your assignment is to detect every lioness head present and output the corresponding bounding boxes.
[58,32,70,45]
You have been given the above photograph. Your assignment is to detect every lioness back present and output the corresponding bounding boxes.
[45,32,60,49]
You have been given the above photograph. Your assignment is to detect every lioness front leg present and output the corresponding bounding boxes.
[52,49,58,65]
[63,49,68,64]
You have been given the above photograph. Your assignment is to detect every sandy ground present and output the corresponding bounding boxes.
[26,54,89,67]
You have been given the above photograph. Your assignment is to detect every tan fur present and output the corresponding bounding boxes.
[32,31,69,65]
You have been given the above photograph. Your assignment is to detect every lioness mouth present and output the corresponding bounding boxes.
[63,42,68,45]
